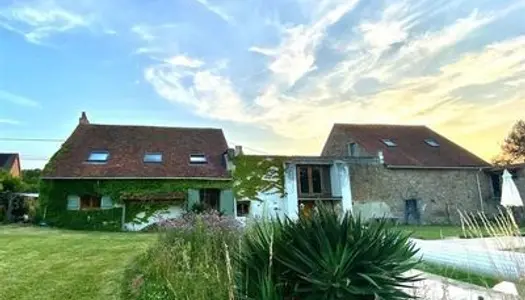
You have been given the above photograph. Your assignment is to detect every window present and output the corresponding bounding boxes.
[80,195,101,210]
[424,139,440,147]
[200,189,220,211]
[67,195,80,210]
[237,201,250,217]
[87,151,109,163]
[190,154,207,164]
[144,152,162,163]
[348,143,357,156]
[297,166,330,196]
[381,139,397,147]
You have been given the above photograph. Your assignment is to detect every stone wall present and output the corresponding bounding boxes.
[514,168,525,199]
[349,164,498,224]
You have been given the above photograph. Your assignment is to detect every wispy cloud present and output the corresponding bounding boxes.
[165,55,204,68]
[0,0,91,44]
[0,90,40,107]
[194,0,233,23]
[0,118,20,125]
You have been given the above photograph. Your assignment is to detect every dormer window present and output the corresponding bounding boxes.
[190,154,207,164]
[348,143,357,156]
[87,151,109,163]
[381,139,397,147]
[144,152,162,163]
[425,139,440,147]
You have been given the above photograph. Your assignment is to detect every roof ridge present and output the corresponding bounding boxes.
[334,123,428,127]
[85,123,223,131]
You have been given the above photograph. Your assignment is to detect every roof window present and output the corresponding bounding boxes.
[381,139,397,147]
[87,151,109,163]
[425,139,440,147]
[144,152,162,163]
[190,154,207,164]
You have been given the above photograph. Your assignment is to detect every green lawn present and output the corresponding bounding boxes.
[0,226,156,300]
[416,262,501,287]
[397,225,465,240]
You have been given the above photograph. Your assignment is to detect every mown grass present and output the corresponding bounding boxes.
[0,225,156,300]
[397,225,465,240]
[416,262,502,287]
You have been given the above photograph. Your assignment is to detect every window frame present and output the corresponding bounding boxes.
[143,152,163,163]
[190,154,208,164]
[381,139,397,147]
[86,151,110,163]
[200,188,221,211]
[80,195,102,210]
[348,142,357,156]
[424,138,440,147]
[297,165,329,197]
[236,201,250,217]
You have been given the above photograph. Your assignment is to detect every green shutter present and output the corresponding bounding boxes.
[101,196,113,209]
[67,195,80,210]
[220,189,234,216]
[187,189,200,210]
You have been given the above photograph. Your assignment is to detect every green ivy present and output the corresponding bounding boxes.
[39,179,231,231]
[232,155,287,201]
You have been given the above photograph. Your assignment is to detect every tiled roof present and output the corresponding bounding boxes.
[0,153,18,170]
[43,123,230,179]
[321,124,489,168]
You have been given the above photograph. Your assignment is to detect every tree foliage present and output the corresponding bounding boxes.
[496,120,525,165]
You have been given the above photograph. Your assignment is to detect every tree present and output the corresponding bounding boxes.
[21,169,41,192]
[495,120,525,165]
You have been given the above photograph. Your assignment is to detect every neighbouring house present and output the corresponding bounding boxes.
[40,112,234,231]
[0,153,21,177]
[320,124,497,224]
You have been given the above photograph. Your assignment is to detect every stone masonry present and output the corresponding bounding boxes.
[349,164,498,224]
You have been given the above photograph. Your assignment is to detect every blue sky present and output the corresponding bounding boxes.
[1,0,525,169]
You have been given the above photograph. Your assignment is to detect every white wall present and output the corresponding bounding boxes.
[248,188,285,220]
[124,204,184,231]
[336,163,353,213]
[284,163,299,220]
[330,164,342,197]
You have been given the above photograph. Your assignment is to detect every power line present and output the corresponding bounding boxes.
[0,138,64,142]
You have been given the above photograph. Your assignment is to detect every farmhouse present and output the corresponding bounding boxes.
[40,112,234,231]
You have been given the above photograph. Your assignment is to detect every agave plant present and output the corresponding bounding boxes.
[236,204,420,300]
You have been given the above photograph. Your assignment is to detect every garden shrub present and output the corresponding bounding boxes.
[121,211,241,300]
[236,205,421,300]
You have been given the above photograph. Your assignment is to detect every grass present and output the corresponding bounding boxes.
[0,225,156,300]
[397,225,465,240]
[416,262,502,287]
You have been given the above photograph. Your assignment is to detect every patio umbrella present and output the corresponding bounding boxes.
[501,169,523,207]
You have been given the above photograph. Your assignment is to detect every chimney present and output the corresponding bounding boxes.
[79,111,89,125]
[378,150,384,164]
[234,145,243,157]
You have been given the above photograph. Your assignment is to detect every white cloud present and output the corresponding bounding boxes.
[0,119,20,125]
[0,0,90,44]
[166,55,204,68]
[250,0,360,88]
[131,25,156,41]
[194,0,233,23]
[0,90,40,107]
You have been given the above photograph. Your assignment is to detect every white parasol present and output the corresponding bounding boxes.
[501,169,523,207]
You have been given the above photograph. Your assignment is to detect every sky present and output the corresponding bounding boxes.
[0,0,524,169]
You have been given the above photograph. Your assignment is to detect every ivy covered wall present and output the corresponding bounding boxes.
[39,179,232,231]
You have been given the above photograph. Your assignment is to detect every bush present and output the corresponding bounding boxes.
[236,205,421,300]
[122,212,241,300]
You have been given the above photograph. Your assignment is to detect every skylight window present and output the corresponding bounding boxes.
[190,154,207,164]
[144,152,162,163]
[381,139,397,147]
[87,151,109,163]
[425,139,440,147]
